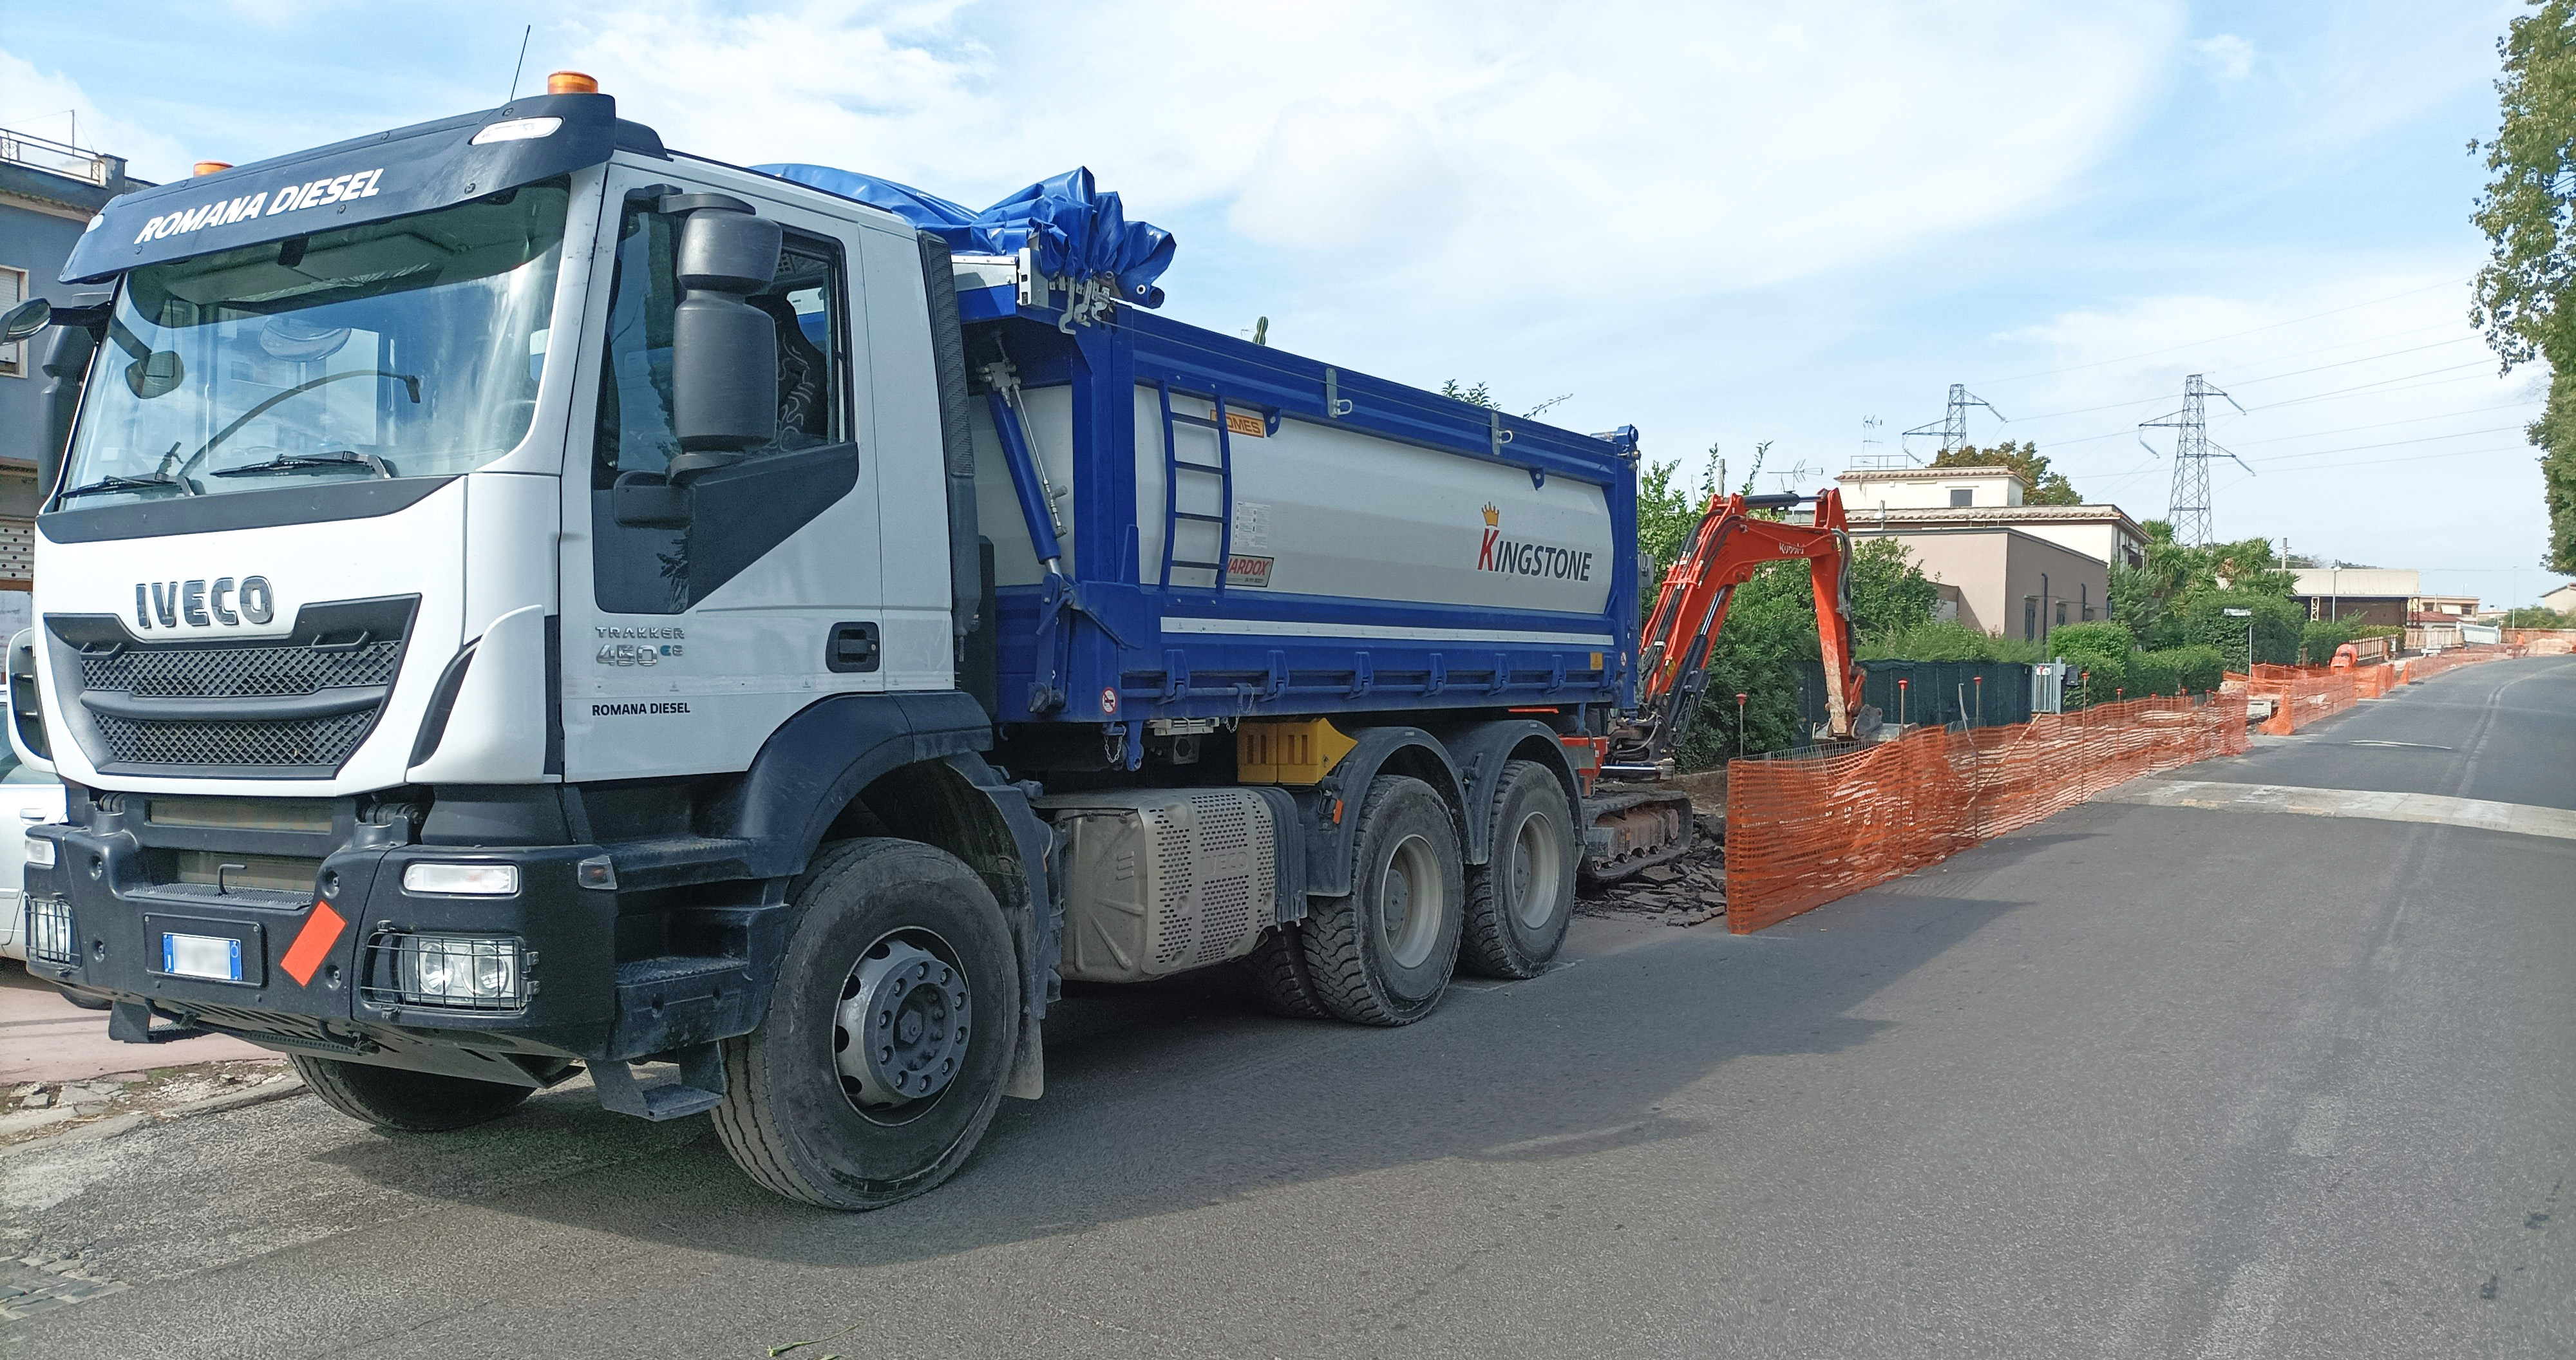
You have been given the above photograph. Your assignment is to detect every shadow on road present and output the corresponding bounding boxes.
[299,887,2020,1270]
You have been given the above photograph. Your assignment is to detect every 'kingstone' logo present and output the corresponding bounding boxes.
[135,577,274,628]
[129,168,388,245]
[1476,503,1593,583]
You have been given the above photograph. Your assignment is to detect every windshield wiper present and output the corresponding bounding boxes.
[209,449,394,480]
[57,445,201,502]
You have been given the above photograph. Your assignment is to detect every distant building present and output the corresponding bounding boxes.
[1,124,150,596]
[2289,568,2420,628]
[1833,466,2144,642]
[2543,581,2576,614]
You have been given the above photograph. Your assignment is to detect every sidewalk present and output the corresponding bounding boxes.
[0,961,280,1084]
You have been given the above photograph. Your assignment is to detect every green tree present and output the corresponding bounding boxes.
[2472,1,2576,574]
[1927,439,2081,505]
[1439,379,1496,408]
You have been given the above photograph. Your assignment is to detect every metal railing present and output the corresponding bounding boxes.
[0,126,120,187]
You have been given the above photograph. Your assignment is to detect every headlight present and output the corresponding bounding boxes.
[368,934,527,1010]
[402,862,519,896]
[23,834,53,868]
[24,896,75,966]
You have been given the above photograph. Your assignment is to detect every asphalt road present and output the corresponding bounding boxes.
[5,657,2571,1359]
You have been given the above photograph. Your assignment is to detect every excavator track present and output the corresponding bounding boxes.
[1580,787,1697,885]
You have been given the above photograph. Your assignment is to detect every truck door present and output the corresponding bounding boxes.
[556,166,884,781]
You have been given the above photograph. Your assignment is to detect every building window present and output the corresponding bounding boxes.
[2055,601,2069,626]
[2024,596,2039,641]
[1948,487,1974,507]
[0,267,24,378]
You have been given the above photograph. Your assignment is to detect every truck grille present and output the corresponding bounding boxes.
[95,708,380,770]
[48,596,420,777]
[81,639,402,699]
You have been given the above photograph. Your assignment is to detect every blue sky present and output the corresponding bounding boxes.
[6,1,2559,605]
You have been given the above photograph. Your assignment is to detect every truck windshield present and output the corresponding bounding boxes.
[57,176,573,507]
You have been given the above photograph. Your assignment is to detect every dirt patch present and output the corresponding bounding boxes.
[1,1061,300,1151]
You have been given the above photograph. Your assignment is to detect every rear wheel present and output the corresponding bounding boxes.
[1461,760,1577,979]
[1300,776,1463,1026]
[712,838,1020,1211]
[290,1055,533,1132]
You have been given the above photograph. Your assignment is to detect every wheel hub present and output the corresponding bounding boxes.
[835,938,971,1110]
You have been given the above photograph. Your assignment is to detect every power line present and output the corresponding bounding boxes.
[2239,424,2530,464]
[1968,276,2468,385]
[1901,384,2004,455]
[2004,347,2495,424]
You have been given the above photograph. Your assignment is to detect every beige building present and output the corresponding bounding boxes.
[1835,467,2148,570]
[2543,581,2576,614]
[1831,466,2132,640]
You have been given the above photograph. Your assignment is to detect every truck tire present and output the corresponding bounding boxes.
[289,1055,533,1132]
[1300,776,1463,1026]
[1244,922,1329,1019]
[1460,760,1577,979]
[712,838,1021,1211]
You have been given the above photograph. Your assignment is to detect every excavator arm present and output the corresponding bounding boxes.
[1580,489,1870,885]
[1623,487,1867,763]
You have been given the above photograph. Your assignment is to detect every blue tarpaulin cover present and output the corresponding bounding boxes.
[757,164,1175,305]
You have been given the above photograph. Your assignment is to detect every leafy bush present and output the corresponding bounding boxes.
[2179,592,2304,669]
[2049,625,2130,708]
[1859,619,2048,663]
[2163,645,2226,692]
[2126,648,2179,698]
[2300,616,2381,665]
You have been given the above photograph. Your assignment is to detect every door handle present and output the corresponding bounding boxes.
[826,622,880,674]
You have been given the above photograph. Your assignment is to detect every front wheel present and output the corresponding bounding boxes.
[712,838,1021,1211]
[291,1055,533,1132]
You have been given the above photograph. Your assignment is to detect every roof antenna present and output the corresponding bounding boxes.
[506,24,533,102]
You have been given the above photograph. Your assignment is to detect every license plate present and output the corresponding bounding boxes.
[163,931,243,982]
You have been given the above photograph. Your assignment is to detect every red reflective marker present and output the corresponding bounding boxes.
[281,901,348,987]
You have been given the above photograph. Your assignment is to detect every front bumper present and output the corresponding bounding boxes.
[24,806,775,1087]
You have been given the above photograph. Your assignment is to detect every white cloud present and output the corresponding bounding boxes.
[562,0,2185,301]
[0,48,192,183]
[1970,273,2546,598]
[2190,33,2256,81]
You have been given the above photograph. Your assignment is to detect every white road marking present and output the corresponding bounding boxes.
[2094,780,2576,843]
[2289,1097,2346,1157]
[2194,1254,2290,1360]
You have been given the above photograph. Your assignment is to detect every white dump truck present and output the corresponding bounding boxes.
[3,77,1686,1209]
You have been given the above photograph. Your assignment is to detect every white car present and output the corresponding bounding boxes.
[0,745,64,964]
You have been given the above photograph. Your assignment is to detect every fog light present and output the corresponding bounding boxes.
[25,896,74,966]
[402,862,520,896]
[24,834,53,868]
[370,934,527,1010]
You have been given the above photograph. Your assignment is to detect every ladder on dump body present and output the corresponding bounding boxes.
[1156,381,1235,590]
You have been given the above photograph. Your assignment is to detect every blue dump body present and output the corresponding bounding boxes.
[759,161,1643,739]
[952,284,1642,734]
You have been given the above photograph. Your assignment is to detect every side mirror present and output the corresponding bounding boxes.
[1,298,50,342]
[6,628,53,773]
[668,196,780,457]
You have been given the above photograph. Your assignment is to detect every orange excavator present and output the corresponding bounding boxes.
[1581,487,1873,882]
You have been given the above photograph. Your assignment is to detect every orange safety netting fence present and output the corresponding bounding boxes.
[1723,694,2250,934]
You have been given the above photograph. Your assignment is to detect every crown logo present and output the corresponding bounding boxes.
[1481,503,1499,527]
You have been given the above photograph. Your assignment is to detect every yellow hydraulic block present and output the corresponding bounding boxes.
[1236,717,1358,785]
